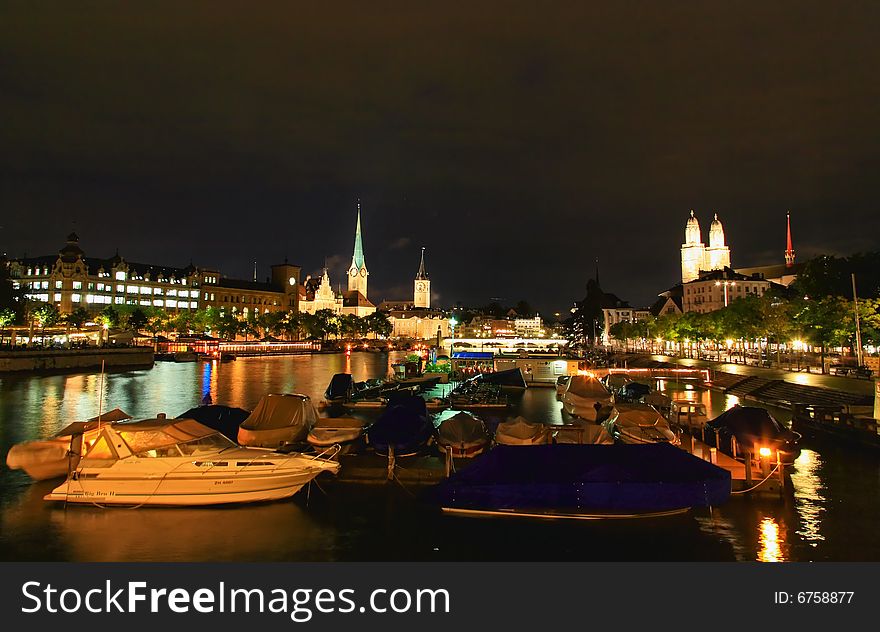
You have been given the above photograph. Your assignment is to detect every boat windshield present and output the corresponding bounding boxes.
[131,432,237,458]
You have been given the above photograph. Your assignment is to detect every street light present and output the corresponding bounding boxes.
[449,317,458,385]
[715,280,736,307]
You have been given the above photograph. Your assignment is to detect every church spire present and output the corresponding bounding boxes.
[352,200,365,270]
[785,211,795,267]
[416,247,428,279]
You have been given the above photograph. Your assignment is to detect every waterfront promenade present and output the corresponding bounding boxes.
[628,353,876,398]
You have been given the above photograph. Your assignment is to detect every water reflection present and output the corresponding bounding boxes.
[757,517,783,562]
[789,449,826,547]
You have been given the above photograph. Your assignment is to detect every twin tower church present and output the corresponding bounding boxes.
[298,203,433,318]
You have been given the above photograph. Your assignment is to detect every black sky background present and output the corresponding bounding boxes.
[2,2,879,314]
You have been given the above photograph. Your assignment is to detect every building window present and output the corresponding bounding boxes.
[72,281,82,290]
[115,271,126,281]
[72,294,81,303]
[55,280,63,289]
[166,299,177,308]
[53,293,61,302]
[140,286,151,295]
[153,299,164,307]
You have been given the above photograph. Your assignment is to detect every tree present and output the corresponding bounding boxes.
[127,308,148,332]
[96,305,119,329]
[794,296,850,372]
[365,311,392,338]
[32,303,60,346]
[64,307,90,330]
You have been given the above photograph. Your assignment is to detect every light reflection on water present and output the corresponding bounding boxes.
[0,356,877,561]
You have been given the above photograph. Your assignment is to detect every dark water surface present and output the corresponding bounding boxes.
[1,353,878,562]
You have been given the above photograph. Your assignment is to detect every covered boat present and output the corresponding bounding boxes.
[44,416,339,506]
[617,382,651,403]
[555,375,571,396]
[176,405,251,442]
[704,405,801,463]
[480,368,528,389]
[437,411,490,457]
[237,393,318,448]
[307,416,369,449]
[5,408,132,481]
[603,403,679,445]
[432,443,731,519]
[325,373,355,402]
[554,418,614,445]
[366,394,434,457]
[561,375,613,419]
[494,416,552,446]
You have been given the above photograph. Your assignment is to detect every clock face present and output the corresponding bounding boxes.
[417,282,425,291]
[288,276,296,286]
[350,268,357,277]
[360,268,367,277]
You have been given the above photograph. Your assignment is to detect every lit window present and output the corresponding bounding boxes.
[167,289,177,297]
[41,281,48,289]
[54,293,61,302]
[55,280,63,289]
[86,295,94,304]
[153,299,163,307]
[153,287,163,295]
[72,294,81,303]
[115,271,126,281]
[115,296,124,304]
[166,299,177,308]
[179,290,189,298]
[97,283,105,291]
[139,299,150,306]
[26,268,32,276]
[140,286,151,295]
[72,281,82,290]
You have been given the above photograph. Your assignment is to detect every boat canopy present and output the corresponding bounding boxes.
[240,394,317,432]
[113,418,217,453]
[177,405,251,441]
[565,375,611,399]
[325,373,354,401]
[432,444,731,513]
[621,382,651,399]
[494,416,552,445]
[613,404,668,427]
[706,405,796,443]
[438,411,488,446]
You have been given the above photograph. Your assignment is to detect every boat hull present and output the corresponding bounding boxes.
[6,438,77,481]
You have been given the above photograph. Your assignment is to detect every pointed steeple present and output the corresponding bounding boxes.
[416,247,428,279]
[785,211,795,267]
[352,200,365,270]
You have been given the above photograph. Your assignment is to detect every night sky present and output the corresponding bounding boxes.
[2,3,879,314]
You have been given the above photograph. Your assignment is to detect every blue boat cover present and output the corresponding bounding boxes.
[432,443,730,513]
[177,405,251,441]
[367,395,433,456]
[325,373,354,401]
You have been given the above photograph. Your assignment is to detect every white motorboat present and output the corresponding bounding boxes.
[44,416,339,506]
[5,408,132,481]
[494,416,553,446]
[437,411,490,457]
[603,403,680,446]
[238,393,318,448]
[669,399,709,428]
[561,375,613,419]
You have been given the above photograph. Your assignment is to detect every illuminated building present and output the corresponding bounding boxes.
[8,233,298,316]
[681,210,731,283]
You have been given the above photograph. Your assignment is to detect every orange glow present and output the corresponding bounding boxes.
[757,517,783,562]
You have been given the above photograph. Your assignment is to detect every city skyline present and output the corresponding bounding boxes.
[2,3,879,313]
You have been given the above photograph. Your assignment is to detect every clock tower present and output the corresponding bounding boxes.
[347,201,369,299]
[414,247,430,308]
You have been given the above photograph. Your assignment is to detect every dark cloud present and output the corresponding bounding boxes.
[1,2,878,312]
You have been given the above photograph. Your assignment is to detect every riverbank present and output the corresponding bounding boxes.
[0,347,154,374]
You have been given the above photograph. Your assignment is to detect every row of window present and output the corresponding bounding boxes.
[24,268,196,285]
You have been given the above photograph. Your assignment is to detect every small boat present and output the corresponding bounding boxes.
[669,399,708,428]
[5,408,132,481]
[555,375,571,397]
[366,395,434,457]
[704,405,801,464]
[602,373,632,391]
[643,391,672,412]
[604,404,680,445]
[791,403,880,449]
[437,411,490,457]
[425,397,449,412]
[177,405,251,442]
[307,416,369,450]
[432,443,731,519]
[561,375,613,419]
[553,419,614,445]
[494,416,552,446]
[220,352,236,362]
[43,416,339,506]
[325,373,355,402]
[173,351,199,362]
[617,382,651,403]
[237,393,318,448]
[479,368,528,389]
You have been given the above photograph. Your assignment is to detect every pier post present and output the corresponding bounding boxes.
[387,446,395,481]
[760,451,771,478]
[689,434,695,454]
[709,447,717,465]
[445,447,452,478]
[731,437,737,459]
[744,451,752,485]
[777,453,785,487]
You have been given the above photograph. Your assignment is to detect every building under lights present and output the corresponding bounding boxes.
[379,248,450,340]
[7,233,300,317]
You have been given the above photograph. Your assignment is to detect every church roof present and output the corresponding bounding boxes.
[416,247,428,279]
[341,289,375,308]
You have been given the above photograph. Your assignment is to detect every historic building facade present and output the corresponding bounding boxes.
[8,233,298,317]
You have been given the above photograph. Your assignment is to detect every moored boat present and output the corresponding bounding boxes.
[5,408,132,481]
[553,418,614,445]
[366,394,434,457]
[176,404,251,442]
[704,405,801,464]
[432,443,731,519]
[561,375,613,419]
[307,416,369,450]
[494,416,552,446]
[43,416,339,506]
[436,411,490,457]
[603,403,680,445]
[237,393,318,448]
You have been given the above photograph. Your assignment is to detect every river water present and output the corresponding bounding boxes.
[1,352,878,562]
